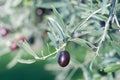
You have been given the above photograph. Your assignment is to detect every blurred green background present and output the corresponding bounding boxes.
[0,53,54,80]
[0,0,120,80]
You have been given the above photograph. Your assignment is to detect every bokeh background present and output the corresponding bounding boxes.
[0,0,120,80]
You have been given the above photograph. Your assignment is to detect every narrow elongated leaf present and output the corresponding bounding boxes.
[48,32,57,49]
[104,64,120,72]
[52,7,66,32]
[17,59,36,64]
[48,22,58,39]
[110,41,120,54]
[70,38,96,49]
[81,66,92,80]
[12,0,22,7]
[48,17,65,41]
[7,51,22,69]
[101,0,108,14]
[17,41,40,59]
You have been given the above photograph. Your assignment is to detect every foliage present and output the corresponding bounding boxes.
[0,0,120,80]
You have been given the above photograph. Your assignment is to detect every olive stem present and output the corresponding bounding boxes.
[38,43,67,60]
[17,43,67,64]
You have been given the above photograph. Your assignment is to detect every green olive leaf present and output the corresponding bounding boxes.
[104,63,120,72]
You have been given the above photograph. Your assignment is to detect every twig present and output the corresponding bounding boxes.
[38,43,66,60]
[18,43,66,64]
[72,3,111,34]
[90,16,112,71]
[109,0,116,29]
[89,0,116,71]
[114,15,120,28]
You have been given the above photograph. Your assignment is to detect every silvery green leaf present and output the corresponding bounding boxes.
[52,7,66,33]
[7,51,22,69]
[47,32,58,49]
[81,66,92,80]
[48,22,57,39]
[48,17,65,41]
[17,59,36,64]
[17,41,40,60]
[110,41,120,54]
[11,0,22,7]
[104,63,120,72]
[70,38,96,49]
[101,0,108,14]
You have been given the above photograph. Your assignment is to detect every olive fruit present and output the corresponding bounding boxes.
[114,53,120,59]
[100,21,105,27]
[0,27,9,37]
[28,36,35,44]
[58,50,70,67]
[44,8,52,14]
[9,42,19,51]
[36,8,43,16]
[97,69,107,76]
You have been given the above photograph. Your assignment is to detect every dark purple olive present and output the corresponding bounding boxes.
[58,50,70,67]
[44,9,52,14]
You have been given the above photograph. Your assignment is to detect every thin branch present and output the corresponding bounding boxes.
[38,43,66,60]
[72,3,111,34]
[89,0,116,71]
[90,16,112,71]
[114,15,120,28]
[17,59,36,64]
[109,0,116,29]
[18,43,66,64]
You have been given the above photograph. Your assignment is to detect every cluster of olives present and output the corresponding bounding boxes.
[0,27,35,51]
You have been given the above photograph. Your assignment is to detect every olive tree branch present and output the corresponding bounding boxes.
[89,0,116,71]
[90,14,113,71]
[71,3,111,34]
[17,43,67,64]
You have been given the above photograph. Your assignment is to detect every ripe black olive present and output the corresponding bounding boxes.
[28,36,35,44]
[44,9,52,14]
[58,50,70,67]
[100,21,105,27]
